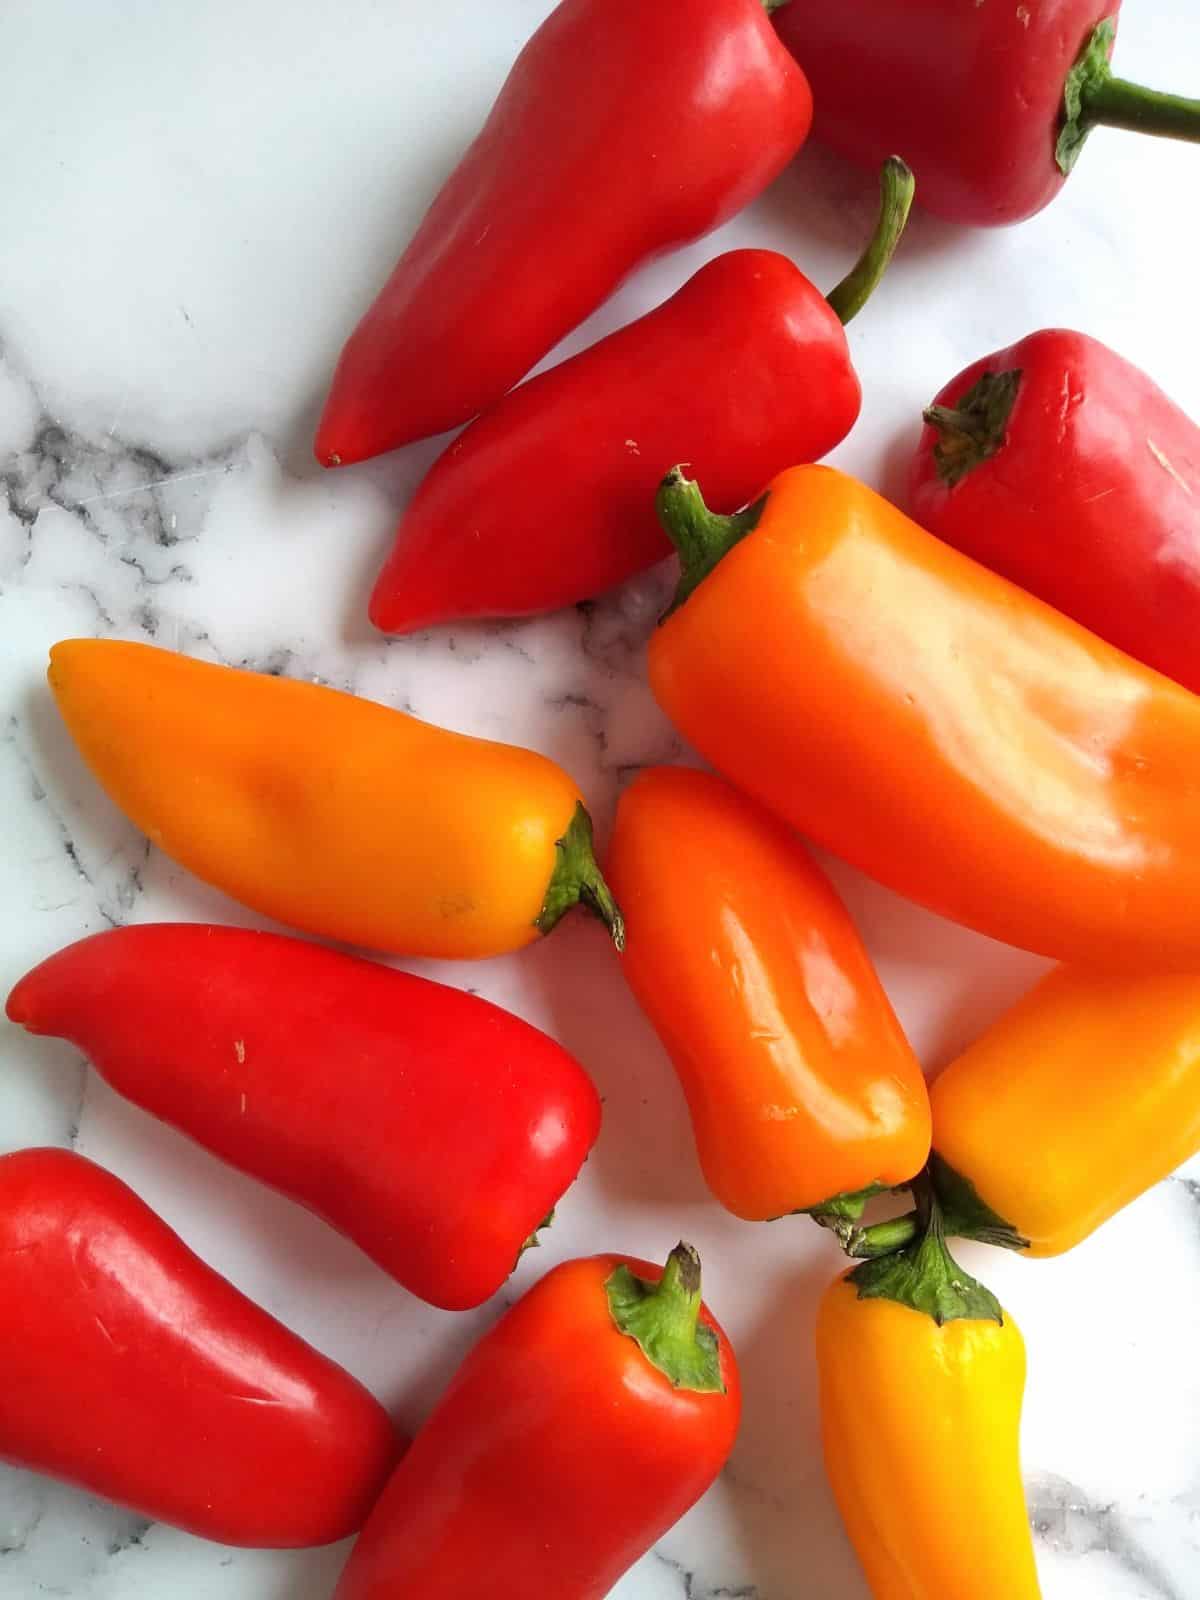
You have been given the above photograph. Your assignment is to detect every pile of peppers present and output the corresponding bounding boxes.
[6,0,1200,1596]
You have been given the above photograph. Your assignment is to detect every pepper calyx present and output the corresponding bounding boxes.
[929,1152,1030,1254]
[849,1179,1003,1326]
[606,1243,725,1394]
[924,368,1022,489]
[1058,19,1200,174]
[537,802,625,951]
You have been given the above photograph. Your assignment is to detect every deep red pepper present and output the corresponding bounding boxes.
[368,161,913,634]
[774,4,1200,226]
[315,0,812,467]
[0,1147,399,1546]
[7,925,602,1311]
[910,330,1200,695]
[334,1246,740,1600]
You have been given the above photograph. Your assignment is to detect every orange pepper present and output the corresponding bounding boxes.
[817,1214,1041,1600]
[47,640,622,961]
[606,766,930,1218]
[931,965,1200,1257]
[649,464,1200,968]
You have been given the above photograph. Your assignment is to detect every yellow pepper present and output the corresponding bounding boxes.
[930,966,1200,1256]
[817,1211,1040,1599]
[47,640,622,961]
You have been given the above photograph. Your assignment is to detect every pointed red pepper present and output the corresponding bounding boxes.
[315,0,812,466]
[368,158,913,633]
[7,924,602,1311]
[0,1148,400,1547]
[774,3,1200,226]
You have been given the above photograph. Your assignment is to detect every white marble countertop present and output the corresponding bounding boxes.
[2,2,1199,1595]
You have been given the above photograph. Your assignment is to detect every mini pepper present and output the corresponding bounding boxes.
[46,640,622,961]
[817,1195,1041,1599]
[928,966,1200,1258]
[369,160,914,633]
[316,0,812,463]
[7,925,602,1310]
[334,1244,740,1599]
[911,329,1200,695]
[774,2,1200,226]
[606,766,930,1220]
[647,464,1200,969]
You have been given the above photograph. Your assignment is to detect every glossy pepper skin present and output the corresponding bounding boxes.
[47,640,622,960]
[775,3,1200,226]
[911,330,1200,694]
[315,0,812,465]
[606,767,930,1220]
[334,1246,740,1599]
[0,1148,399,1546]
[649,465,1200,969]
[7,925,602,1310]
[369,160,913,633]
[931,966,1200,1258]
[817,1236,1040,1599]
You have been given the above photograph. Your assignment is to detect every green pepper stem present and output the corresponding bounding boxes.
[761,0,791,11]
[843,1211,921,1260]
[1058,20,1200,174]
[605,1243,725,1394]
[848,1176,1004,1326]
[825,157,916,327]
[656,468,767,616]
[536,802,625,951]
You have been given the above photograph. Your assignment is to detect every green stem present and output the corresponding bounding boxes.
[826,157,916,326]
[842,1210,921,1260]
[606,1243,725,1393]
[761,0,791,11]
[1058,20,1200,174]
[848,1177,1003,1326]
[924,368,1022,489]
[656,468,767,617]
[536,802,625,951]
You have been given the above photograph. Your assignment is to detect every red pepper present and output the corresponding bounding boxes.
[334,1245,740,1599]
[315,0,812,466]
[0,1147,399,1546]
[910,330,1200,695]
[774,4,1200,226]
[7,925,601,1311]
[368,161,913,634]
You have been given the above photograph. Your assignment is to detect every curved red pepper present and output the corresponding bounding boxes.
[0,1148,400,1546]
[315,0,812,466]
[775,3,1200,226]
[368,162,912,633]
[910,330,1200,695]
[334,1246,740,1599]
[7,925,602,1311]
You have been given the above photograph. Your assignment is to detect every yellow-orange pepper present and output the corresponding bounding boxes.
[607,766,930,1218]
[931,966,1200,1256]
[817,1222,1040,1599]
[649,464,1200,969]
[47,640,622,960]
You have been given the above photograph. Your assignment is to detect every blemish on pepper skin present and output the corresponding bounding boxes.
[1147,439,1193,496]
[234,1039,246,1064]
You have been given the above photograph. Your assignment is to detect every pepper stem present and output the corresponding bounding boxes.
[1058,20,1200,175]
[761,0,791,11]
[929,1153,1030,1254]
[605,1243,725,1394]
[656,468,767,616]
[848,1176,1003,1326]
[536,802,625,951]
[825,157,916,326]
[924,369,1022,489]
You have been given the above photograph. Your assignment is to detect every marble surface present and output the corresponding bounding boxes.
[3,1,1200,1595]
